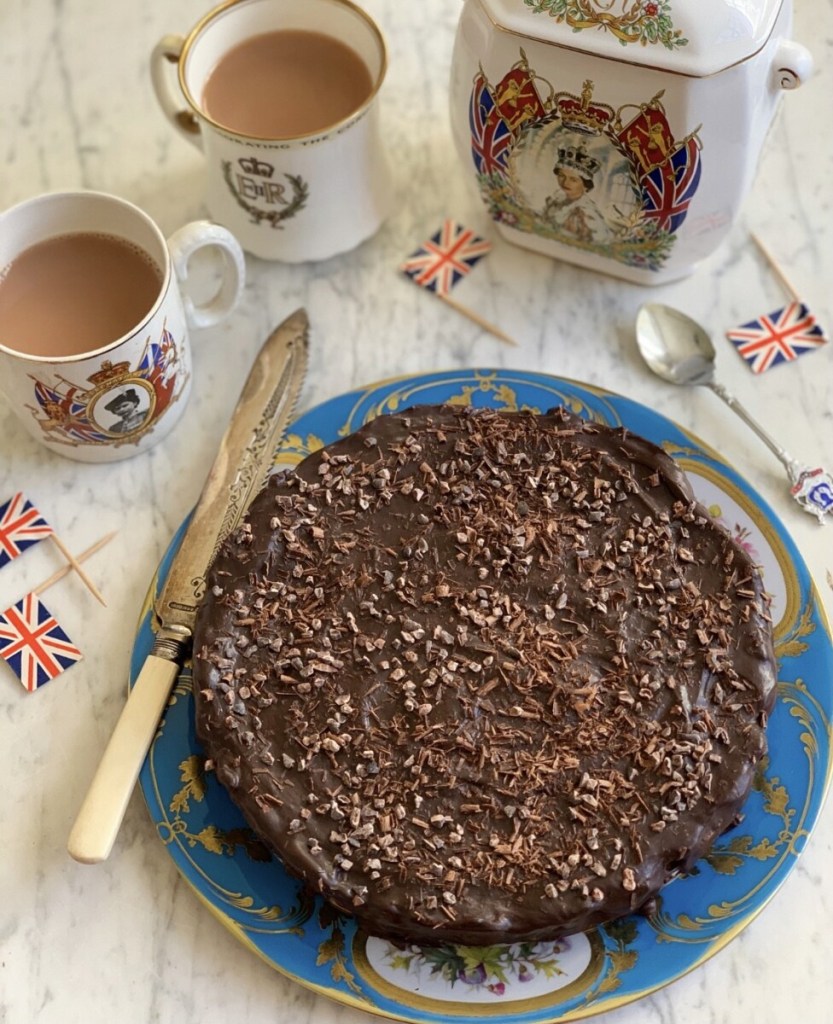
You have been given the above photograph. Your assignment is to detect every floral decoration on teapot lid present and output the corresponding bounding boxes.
[480,0,788,76]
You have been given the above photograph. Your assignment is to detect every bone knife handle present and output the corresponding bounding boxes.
[67,655,180,864]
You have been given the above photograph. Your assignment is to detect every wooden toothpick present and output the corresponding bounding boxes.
[34,532,116,597]
[751,233,801,303]
[438,292,518,347]
[47,534,108,605]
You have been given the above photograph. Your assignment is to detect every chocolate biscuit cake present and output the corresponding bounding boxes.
[192,405,777,945]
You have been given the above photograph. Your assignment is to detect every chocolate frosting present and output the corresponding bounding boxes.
[192,406,777,945]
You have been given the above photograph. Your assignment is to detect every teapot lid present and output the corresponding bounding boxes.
[479,0,787,76]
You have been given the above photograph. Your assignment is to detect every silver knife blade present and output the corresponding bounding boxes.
[155,306,308,643]
[67,308,309,863]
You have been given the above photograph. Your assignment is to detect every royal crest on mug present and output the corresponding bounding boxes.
[27,325,186,449]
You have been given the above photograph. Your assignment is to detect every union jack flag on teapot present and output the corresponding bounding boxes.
[464,51,703,276]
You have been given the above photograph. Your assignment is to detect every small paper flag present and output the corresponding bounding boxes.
[726,301,828,374]
[400,220,492,296]
[0,592,82,692]
[0,492,54,569]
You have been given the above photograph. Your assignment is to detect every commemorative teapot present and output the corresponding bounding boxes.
[449,0,813,283]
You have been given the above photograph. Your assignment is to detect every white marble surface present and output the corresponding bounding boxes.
[2,1,832,1022]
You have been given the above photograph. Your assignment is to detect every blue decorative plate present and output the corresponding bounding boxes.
[133,370,833,1022]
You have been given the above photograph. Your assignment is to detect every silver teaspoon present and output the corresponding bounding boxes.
[635,303,832,523]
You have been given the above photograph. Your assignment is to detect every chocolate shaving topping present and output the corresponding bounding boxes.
[193,406,777,945]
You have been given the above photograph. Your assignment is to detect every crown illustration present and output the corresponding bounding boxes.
[555,80,614,135]
[555,144,601,179]
[238,156,275,178]
[86,360,131,387]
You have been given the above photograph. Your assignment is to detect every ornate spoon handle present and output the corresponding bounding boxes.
[708,381,833,523]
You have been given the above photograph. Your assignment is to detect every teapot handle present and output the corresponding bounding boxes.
[774,41,813,90]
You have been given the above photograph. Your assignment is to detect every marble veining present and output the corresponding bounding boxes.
[1,1,832,1023]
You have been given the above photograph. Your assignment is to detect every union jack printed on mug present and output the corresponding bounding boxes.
[400,220,492,297]
[0,492,54,569]
[0,593,82,692]
[726,302,828,374]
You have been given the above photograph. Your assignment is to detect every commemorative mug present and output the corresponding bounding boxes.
[151,0,392,262]
[0,190,245,462]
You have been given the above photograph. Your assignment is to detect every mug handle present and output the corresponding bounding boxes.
[168,221,246,330]
[151,34,203,149]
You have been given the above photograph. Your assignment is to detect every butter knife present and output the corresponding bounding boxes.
[68,308,309,864]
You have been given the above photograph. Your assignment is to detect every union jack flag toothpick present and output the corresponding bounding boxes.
[0,491,105,603]
[401,220,492,296]
[729,234,830,374]
[0,492,54,569]
[0,593,83,692]
[726,301,828,375]
[400,221,515,346]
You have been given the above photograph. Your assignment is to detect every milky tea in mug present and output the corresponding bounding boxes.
[0,190,245,462]
[200,29,374,139]
[0,232,163,359]
[151,0,392,262]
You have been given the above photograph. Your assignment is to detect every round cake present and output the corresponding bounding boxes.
[192,405,777,945]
